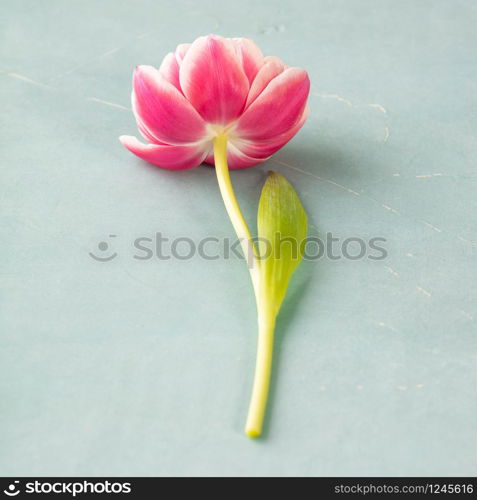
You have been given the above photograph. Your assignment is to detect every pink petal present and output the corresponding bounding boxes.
[133,65,207,145]
[137,117,164,144]
[235,107,309,158]
[179,34,249,124]
[228,145,268,169]
[204,144,267,170]
[119,135,208,170]
[232,38,264,84]
[131,90,165,144]
[245,56,286,108]
[158,52,181,91]
[175,43,191,64]
[158,44,193,91]
[237,67,310,141]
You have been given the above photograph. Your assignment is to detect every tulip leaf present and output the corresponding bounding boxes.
[257,171,308,316]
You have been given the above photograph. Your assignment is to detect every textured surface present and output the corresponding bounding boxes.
[1,0,476,476]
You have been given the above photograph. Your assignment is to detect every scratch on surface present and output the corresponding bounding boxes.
[276,162,477,259]
[397,385,408,391]
[312,90,389,143]
[360,194,401,216]
[457,236,477,247]
[416,286,432,297]
[312,92,353,106]
[5,72,53,89]
[460,310,474,320]
[272,159,360,196]
[415,384,425,389]
[384,266,400,277]
[416,173,443,178]
[376,321,398,332]
[274,159,413,224]
[312,92,388,115]
[273,160,477,254]
[87,97,130,111]
[381,203,399,214]
[101,47,121,57]
[136,31,156,39]
[260,24,286,35]
[421,221,443,233]
[326,179,361,196]
[368,103,387,114]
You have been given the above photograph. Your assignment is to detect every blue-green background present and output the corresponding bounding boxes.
[1,0,476,476]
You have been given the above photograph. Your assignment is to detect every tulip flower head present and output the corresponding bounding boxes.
[120,34,310,169]
[120,34,310,438]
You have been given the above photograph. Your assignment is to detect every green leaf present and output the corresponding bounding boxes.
[257,171,308,316]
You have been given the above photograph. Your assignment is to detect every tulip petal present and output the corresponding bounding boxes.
[180,34,249,124]
[137,118,164,144]
[133,65,207,145]
[245,56,286,108]
[158,52,181,91]
[235,107,309,159]
[204,144,267,170]
[237,67,310,141]
[175,43,191,64]
[131,90,166,145]
[232,38,264,84]
[158,45,192,91]
[119,135,208,170]
[228,145,268,169]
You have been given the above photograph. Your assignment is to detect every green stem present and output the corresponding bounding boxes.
[245,307,276,438]
[213,135,276,438]
[213,135,260,298]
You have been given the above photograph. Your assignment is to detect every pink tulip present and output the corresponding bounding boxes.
[119,34,310,169]
[120,35,311,438]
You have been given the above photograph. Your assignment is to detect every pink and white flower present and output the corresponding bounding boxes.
[120,34,310,170]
